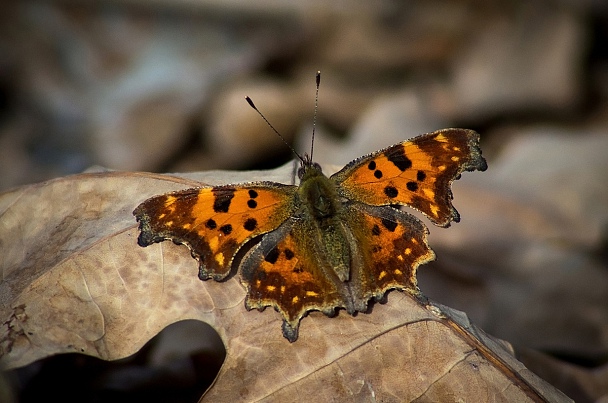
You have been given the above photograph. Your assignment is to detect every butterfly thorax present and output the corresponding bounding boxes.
[297,162,341,219]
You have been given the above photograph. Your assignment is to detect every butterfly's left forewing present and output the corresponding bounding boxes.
[134,183,295,280]
[332,128,487,227]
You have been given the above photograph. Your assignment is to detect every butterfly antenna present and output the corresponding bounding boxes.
[245,96,305,164]
[310,71,321,162]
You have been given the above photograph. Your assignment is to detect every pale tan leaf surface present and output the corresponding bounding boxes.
[0,165,570,401]
[204,298,570,402]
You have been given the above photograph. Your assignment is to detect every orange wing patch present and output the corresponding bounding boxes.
[345,204,435,304]
[333,128,487,227]
[134,183,295,280]
[241,220,347,342]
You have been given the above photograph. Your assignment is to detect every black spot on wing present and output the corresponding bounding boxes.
[381,218,398,232]
[219,224,233,235]
[371,224,381,236]
[243,218,257,231]
[213,188,236,213]
[406,181,418,192]
[265,247,280,264]
[385,145,412,171]
[384,186,398,198]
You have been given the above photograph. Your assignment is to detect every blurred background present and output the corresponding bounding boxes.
[1,1,607,402]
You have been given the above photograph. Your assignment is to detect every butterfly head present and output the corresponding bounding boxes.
[297,153,323,180]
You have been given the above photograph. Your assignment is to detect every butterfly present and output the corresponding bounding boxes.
[133,76,487,342]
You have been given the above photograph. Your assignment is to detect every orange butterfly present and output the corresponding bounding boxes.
[133,76,487,342]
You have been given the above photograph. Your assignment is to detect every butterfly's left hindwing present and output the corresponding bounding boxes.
[240,218,348,342]
[332,128,487,227]
[134,183,295,280]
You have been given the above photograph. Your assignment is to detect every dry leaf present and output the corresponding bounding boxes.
[0,165,571,401]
